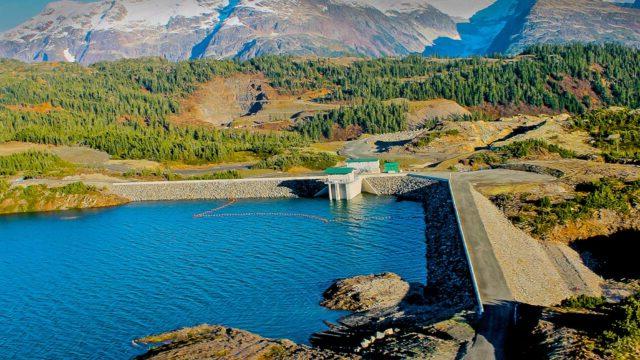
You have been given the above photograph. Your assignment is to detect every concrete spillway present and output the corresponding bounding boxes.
[327,177,362,201]
[325,168,362,201]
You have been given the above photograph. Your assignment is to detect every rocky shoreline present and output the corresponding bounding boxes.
[136,272,476,359]
[135,324,355,360]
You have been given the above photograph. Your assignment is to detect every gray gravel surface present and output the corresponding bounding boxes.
[470,187,602,305]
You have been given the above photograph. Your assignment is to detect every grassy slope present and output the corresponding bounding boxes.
[0,181,127,215]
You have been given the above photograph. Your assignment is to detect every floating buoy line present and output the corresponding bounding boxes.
[193,199,237,218]
[193,200,422,224]
[196,212,333,223]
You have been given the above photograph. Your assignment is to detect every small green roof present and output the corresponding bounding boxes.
[384,162,400,172]
[346,158,379,163]
[325,167,355,175]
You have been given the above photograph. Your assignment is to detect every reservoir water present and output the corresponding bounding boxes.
[0,196,426,359]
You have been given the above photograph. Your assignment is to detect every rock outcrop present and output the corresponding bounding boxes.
[321,273,413,312]
[134,324,357,360]
[313,271,475,357]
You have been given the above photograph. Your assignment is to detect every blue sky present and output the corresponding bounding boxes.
[0,0,95,32]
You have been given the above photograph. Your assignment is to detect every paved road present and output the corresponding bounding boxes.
[450,178,514,360]
[341,138,375,159]
[340,131,433,164]
[417,170,555,360]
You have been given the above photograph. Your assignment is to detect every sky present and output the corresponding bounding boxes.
[0,0,95,32]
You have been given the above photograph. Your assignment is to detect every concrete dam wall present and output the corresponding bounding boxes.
[109,177,327,201]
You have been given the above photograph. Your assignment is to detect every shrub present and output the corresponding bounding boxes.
[255,151,338,171]
[539,196,552,208]
[414,129,460,148]
[0,151,70,176]
[450,111,495,122]
[561,295,607,309]
[502,178,640,236]
[491,194,514,211]
[124,169,241,181]
[0,181,110,214]
[185,170,241,180]
[500,139,577,159]
[601,292,640,357]
[59,182,95,195]
[0,179,9,194]
[469,152,504,166]
[556,293,640,358]
[572,108,640,164]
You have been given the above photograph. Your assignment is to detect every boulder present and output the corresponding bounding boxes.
[321,273,411,312]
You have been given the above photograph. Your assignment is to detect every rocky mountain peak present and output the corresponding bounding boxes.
[0,0,639,63]
[0,0,459,63]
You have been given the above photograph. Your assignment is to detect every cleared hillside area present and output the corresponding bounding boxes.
[171,73,337,128]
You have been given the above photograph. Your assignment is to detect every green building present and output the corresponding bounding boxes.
[324,167,355,175]
[383,162,400,174]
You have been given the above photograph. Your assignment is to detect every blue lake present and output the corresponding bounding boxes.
[0,196,426,359]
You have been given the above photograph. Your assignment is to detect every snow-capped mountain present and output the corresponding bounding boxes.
[0,0,639,64]
[192,0,457,60]
[0,0,226,63]
[0,0,457,63]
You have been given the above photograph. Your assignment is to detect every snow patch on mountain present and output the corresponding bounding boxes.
[332,0,498,19]
[239,0,276,13]
[63,48,76,62]
[3,0,636,64]
[1,1,103,41]
[425,0,497,19]
[333,0,434,14]
[223,16,244,27]
[1,0,226,40]
[190,0,241,59]
[93,0,221,30]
